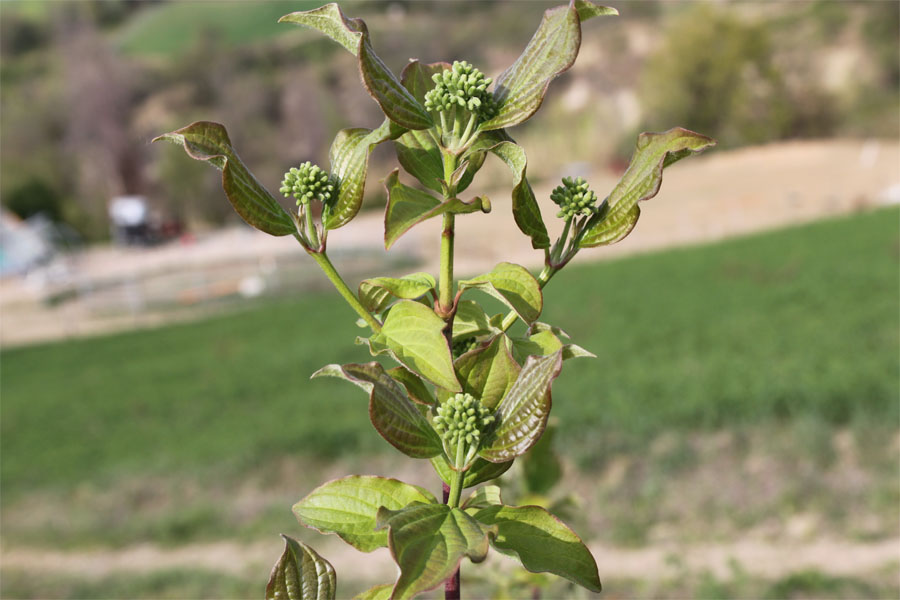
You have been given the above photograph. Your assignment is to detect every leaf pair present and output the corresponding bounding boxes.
[152,118,397,239]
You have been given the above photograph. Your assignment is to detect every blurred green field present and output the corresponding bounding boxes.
[115,0,323,57]
[3,207,897,500]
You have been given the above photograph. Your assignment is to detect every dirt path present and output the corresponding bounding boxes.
[3,536,898,583]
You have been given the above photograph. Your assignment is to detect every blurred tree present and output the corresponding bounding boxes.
[639,5,795,148]
[3,178,63,222]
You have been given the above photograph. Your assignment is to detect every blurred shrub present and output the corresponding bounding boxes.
[3,178,63,222]
[639,5,835,148]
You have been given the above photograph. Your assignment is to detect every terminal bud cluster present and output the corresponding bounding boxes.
[281,162,338,208]
[550,176,598,220]
[424,61,497,122]
[433,392,495,469]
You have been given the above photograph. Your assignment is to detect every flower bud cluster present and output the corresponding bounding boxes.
[424,61,497,122]
[280,162,338,207]
[433,392,495,451]
[550,176,598,220]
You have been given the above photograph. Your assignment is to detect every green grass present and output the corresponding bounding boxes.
[2,208,897,497]
[115,0,326,57]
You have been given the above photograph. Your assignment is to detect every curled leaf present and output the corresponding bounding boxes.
[153,122,294,237]
[459,263,543,326]
[266,535,337,600]
[358,272,436,314]
[454,334,521,411]
[481,0,617,130]
[280,4,432,130]
[580,127,715,248]
[313,362,442,458]
[430,454,514,488]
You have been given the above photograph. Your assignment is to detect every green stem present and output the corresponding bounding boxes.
[447,441,465,508]
[309,251,382,332]
[438,151,459,313]
[303,205,320,249]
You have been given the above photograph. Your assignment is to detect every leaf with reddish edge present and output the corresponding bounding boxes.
[480,0,617,131]
[383,170,489,250]
[153,122,295,237]
[472,504,602,593]
[312,362,442,458]
[580,127,715,248]
[375,504,496,600]
[459,263,543,326]
[387,366,436,406]
[326,118,403,230]
[279,4,431,130]
[266,535,336,600]
[466,130,549,249]
[454,334,521,410]
[293,475,436,553]
[479,351,562,463]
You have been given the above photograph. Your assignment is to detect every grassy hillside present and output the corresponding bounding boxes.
[2,208,897,497]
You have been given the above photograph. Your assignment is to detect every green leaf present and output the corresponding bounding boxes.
[462,485,503,510]
[354,584,393,600]
[153,122,294,237]
[312,362,442,457]
[575,0,619,21]
[376,504,496,600]
[454,334,521,410]
[474,135,549,249]
[371,300,461,392]
[473,505,601,593]
[528,321,570,339]
[293,475,436,553]
[480,351,562,463]
[280,4,431,130]
[510,330,563,363]
[358,272,436,314]
[431,455,514,489]
[326,119,401,230]
[460,263,543,325]
[580,127,715,248]
[383,170,489,250]
[266,535,337,600]
[480,2,615,130]
[387,366,436,406]
[394,129,444,195]
[452,300,495,339]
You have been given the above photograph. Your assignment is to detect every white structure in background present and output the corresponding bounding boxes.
[108,195,150,245]
[0,210,56,277]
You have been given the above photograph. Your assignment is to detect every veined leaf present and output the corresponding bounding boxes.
[431,454,514,488]
[266,535,336,600]
[326,119,401,230]
[510,330,563,363]
[462,485,504,510]
[387,366,436,406]
[293,475,436,553]
[460,263,542,325]
[358,272,436,314]
[480,351,562,462]
[383,170,489,250]
[452,300,495,339]
[279,4,432,130]
[481,1,616,130]
[354,584,393,600]
[153,122,294,237]
[471,133,549,249]
[581,127,715,248]
[376,504,496,600]
[394,129,444,194]
[454,334,521,410]
[312,362,442,457]
[575,0,619,21]
[371,300,460,392]
[473,504,601,592]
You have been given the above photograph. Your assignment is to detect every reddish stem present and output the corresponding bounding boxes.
[442,482,461,600]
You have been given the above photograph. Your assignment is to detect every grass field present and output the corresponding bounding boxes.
[3,207,897,497]
[2,207,898,598]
